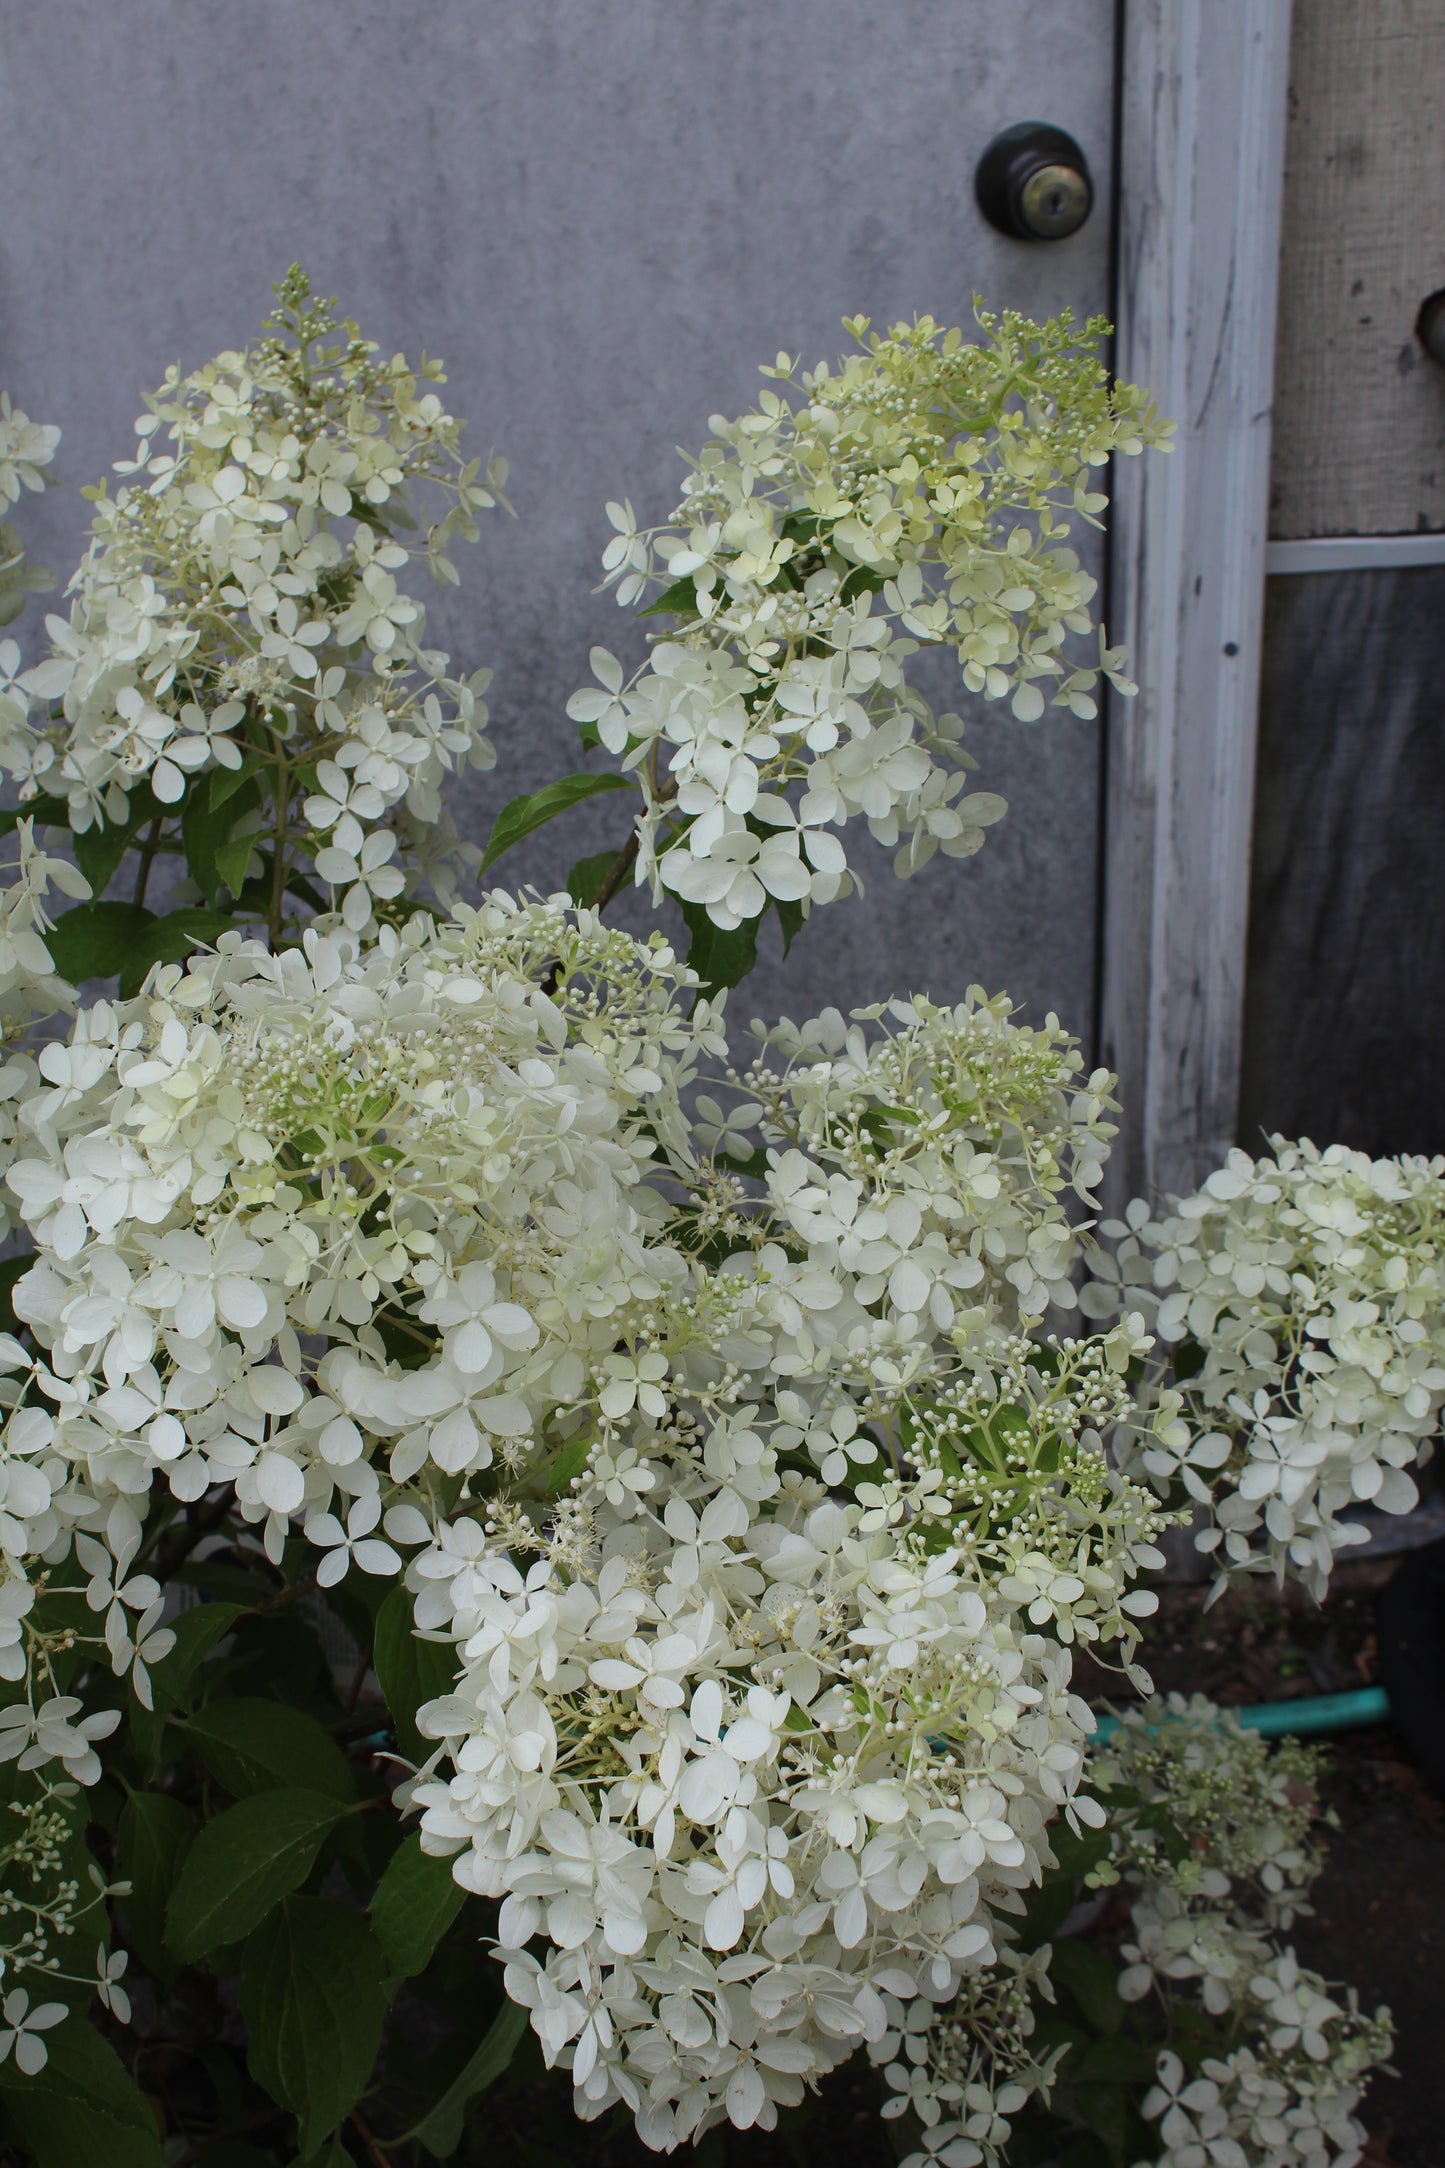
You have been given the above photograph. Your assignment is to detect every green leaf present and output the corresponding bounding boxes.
[116,907,238,998]
[1069,2034,1159,2085]
[564,849,617,908]
[214,830,259,901]
[182,770,261,904]
[373,1585,459,1762]
[546,1431,595,1497]
[238,1895,389,2156]
[677,895,759,995]
[166,1788,349,1964]
[297,2143,351,2168]
[117,1790,196,1980]
[209,756,266,815]
[1064,2077,1135,2161]
[71,781,168,897]
[147,1601,246,1714]
[0,792,71,837]
[1019,1863,1085,1952]
[639,573,704,620]
[1048,1938,1126,2035]
[371,1834,465,1981]
[45,900,155,982]
[0,1250,32,1334]
[479,772,632,875]
[1049,1818,1113,1881]
[403,1999,527,2157]
[181,1699,356,1802]
[0,2015,163,2168]
[772,892,805,956]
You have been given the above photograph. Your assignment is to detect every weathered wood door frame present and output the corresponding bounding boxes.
[1099,0,1293,1205]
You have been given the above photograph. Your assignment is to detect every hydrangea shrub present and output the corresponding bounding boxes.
[0,274,1428,2168]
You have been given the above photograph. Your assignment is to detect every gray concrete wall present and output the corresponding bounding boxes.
[0,0,1115,1041]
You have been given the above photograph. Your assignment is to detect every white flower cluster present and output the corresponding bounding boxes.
[868,1950,1059,2168]
[0,880,1191,2146]
[1140,1992,1386,2168]
[1096,1698,1392,2168]
[1095,1695,1327,1952]
[0,271,502,932]
[0,895,716,1587]
[0,820,90,1244]
[414,1487,1095,2150]
[0,392,60,627]
[407,1316,1172,2150]
[1084,1141,1445,1595]
[569,311,1171,930]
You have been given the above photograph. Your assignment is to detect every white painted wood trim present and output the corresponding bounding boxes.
[1266,533,1445,574]
[1098,0,1293,1207]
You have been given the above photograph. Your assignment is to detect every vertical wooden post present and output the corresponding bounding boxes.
[1099,0,1293,1206]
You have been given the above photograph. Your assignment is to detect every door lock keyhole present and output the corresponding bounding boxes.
[975,123,1094,242]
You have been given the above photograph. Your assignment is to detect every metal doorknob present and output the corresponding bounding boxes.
[975,122,1094,241]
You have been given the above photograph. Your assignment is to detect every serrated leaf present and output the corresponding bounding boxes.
[238,1896,389,2155]
[0,2015,163,2168]
[45,900,156,982]
[677,894,759,995]
[166,1788,348,1964]
[181,1699,355,1802]
[564,849,617,908]
[117,1790,196,1981]
[370,1833,465,1980]
[402,1999,527,2157]
[479,772,632,875]
[116,907,238,998]
[372,1585,459,1763]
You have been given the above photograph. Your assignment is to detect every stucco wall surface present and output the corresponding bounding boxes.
[0,0,1115,1032]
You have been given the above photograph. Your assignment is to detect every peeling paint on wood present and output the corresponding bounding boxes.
[1099,0,1293,1204]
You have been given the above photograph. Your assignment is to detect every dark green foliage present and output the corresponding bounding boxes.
[179,1700,356,1801]
[401,2001,528,2157]
[166,1789,351,1963]
[46,899,156,981]
[479,770,632,874]
[0,2019,164,2168]
[678,894,759,994]
[238,1897,389,2154]
[372,1584,459,1761]
[371,1835,467,1981]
